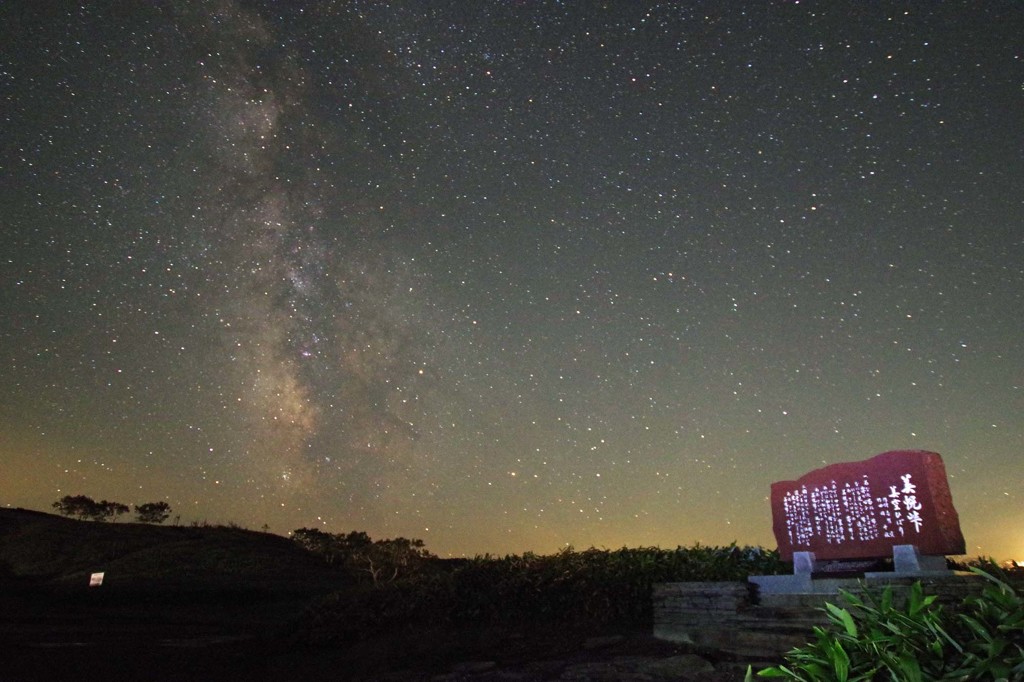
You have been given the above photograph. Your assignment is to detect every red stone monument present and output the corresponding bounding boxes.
[770,450,965,562]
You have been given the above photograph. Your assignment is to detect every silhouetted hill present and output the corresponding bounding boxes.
[0,508,361,681]
[0,507,343,593]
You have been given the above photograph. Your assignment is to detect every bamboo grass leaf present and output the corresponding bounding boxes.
[825,602,858,637]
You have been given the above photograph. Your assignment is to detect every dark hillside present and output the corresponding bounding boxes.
[0,507,343,593]
[0,508,367,681]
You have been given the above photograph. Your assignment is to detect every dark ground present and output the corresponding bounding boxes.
[1,581,294,681]
[0,580,721,682]
[0,509,751,680]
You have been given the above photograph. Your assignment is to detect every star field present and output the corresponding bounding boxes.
[2,2,1022,559]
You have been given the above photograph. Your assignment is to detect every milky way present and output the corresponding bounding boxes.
[177,3,443,496]
[2,1,1022,558]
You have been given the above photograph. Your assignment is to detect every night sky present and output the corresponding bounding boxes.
[2,2,1022,560]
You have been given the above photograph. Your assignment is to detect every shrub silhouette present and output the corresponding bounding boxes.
[52,494,99,520]
[293,542,785,645]
[292,528,433,585]
[53,495,154,522]
[134,501,172,524]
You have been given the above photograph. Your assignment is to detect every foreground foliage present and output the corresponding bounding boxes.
[291,542,783,644]
[753,566,1024,681]
[292,528,433,585]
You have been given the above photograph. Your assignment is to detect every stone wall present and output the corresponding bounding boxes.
[653,574,988,663]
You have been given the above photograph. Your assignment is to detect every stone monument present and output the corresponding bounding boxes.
[657,450,976,655]
[753,450,966,593]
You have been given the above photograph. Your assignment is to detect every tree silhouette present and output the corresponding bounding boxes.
[360,537,431,586]
[291,528,433,584]
[134,501,172,524]
[94,500,130,522]
[52,494,99,520]
[52,495,131,522]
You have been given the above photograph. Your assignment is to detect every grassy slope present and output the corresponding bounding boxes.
[0,507,342,593]
[0,509,366,681]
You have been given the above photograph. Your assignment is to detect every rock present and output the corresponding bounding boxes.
[770,450,965,561]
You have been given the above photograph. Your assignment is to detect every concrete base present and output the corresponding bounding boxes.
[865,544,953,579]
[751,545,955,595]
[793,551,816,575]
[749,573,860,595]
[895,544,950,572]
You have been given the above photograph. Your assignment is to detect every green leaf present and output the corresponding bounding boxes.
[908,581,926,615]
[840,589,865,609]
[893,654,923,682]
[828,640,850,682]
[987,636,1009,658]
[960,613,993,641]
[826,602,858,637]
[880,586,893,612]
[804,662,829,677]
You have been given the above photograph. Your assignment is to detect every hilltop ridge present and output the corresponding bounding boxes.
[0,506,341,593]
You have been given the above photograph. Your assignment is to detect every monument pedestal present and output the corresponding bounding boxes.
[865,543,952,579]
[750,545,955,595]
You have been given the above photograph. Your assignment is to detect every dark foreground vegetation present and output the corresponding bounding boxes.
[0,507,784,679]
[0,507,349,680]
[290,532,783,642]
[2,507,1020,681]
